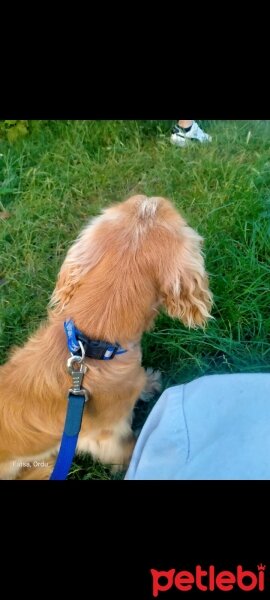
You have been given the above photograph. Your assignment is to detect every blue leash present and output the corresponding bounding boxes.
[50,346,89,481]
[50,393,87,480]
[50,320,127,480]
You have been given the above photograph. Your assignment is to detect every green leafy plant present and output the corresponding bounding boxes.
[0,120,50,142]
[0,120,29,142]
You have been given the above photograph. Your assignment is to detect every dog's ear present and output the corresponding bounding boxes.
[156,225,213,328]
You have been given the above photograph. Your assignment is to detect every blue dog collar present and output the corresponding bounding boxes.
[64,319,127,360]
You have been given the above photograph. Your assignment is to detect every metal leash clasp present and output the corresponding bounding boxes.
[67,340,89,401]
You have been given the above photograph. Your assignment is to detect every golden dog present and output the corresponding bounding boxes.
[0,195,212,479]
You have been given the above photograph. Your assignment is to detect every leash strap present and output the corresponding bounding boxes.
[50,393,86,480]
[50,320,127,480]
[50,348,88,481]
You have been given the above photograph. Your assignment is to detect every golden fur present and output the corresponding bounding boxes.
[0,195,213,479]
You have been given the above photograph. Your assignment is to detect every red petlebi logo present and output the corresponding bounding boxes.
[150,564,266,595]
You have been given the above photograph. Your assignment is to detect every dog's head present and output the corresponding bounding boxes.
[50,195,213,332]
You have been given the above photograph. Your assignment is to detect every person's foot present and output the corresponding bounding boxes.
[170,121,212,147]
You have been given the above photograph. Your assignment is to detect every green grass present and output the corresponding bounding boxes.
[1,120,270,480]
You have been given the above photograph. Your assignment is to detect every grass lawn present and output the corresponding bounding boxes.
[1,120,270,479]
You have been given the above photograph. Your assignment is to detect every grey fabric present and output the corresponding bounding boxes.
[125,373,270,480]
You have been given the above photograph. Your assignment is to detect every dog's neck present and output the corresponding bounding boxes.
[50,298,160,349]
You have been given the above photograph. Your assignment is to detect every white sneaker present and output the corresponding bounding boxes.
[170,121,212,147]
